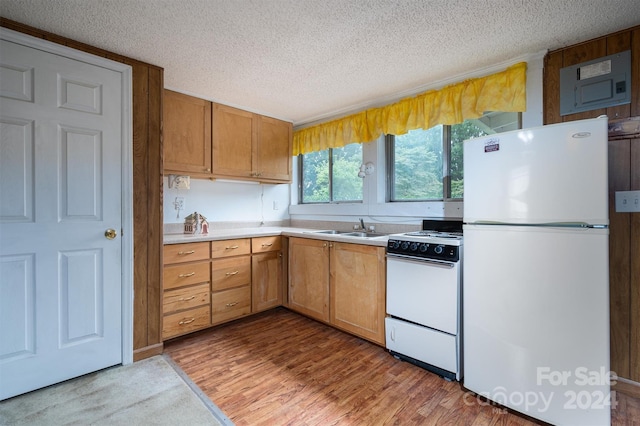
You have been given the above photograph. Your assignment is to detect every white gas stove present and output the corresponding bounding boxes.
[385,219,463,381]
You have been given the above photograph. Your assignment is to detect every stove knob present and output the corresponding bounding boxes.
[419,243,429,252]
[409,242,419,251]
[434,245,444,254]
[400,241,410,250]
[388,240,400,249]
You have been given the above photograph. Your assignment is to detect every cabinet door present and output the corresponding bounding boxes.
[252,251,283,312]
[288,237,330,322]
[257,116,292,182]
[330,242,386,345]
[163,90,212,175]
[211,103,254,178]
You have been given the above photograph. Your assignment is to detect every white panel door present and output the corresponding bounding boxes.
[0,38,123,400]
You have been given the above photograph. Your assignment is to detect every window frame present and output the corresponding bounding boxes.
[386,113,521,202]
[297,144,364,204]
[385,125,454,203]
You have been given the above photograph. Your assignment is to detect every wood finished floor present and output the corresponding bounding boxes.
[164,308,640,426]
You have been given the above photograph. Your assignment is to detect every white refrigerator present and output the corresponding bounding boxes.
[462,116,611,425]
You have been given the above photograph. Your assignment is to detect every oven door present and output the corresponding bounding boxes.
[386,254,460,335]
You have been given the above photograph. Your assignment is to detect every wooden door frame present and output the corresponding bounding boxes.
[1,27,135,365]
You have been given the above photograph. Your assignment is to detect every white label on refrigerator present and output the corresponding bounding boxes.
[484,137,500,153]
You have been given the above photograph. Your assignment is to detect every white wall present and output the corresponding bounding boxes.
[163,177,290,225]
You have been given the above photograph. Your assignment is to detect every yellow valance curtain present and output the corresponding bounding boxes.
[293,62,527,155]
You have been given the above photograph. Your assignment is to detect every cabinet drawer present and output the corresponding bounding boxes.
[212,256,251,291]
[212,286,251,324]
[163,261,210,291]
[163,283,210,313]
[211,239,251,258]
[252,236,281,253]
[164,242,210,264]
[163,305,211,340]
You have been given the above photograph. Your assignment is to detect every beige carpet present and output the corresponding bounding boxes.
[0,355,231,425]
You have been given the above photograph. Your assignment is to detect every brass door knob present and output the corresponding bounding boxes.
[105,228,117,240]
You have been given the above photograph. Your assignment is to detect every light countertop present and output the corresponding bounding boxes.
[164,226,390,247]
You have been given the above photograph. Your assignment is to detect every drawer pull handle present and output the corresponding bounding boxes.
[178,272,196,278]
[261,243,273,247]
[225,302,238,307]
[179,317,196,325]
[178,296,196,301]
[225,271,239,276]
[225,245,239,250]
[178,250,195,255]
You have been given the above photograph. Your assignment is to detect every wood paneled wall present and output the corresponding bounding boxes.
[543,25,640,384]
[0,19,165,361]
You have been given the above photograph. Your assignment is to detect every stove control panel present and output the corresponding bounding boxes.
[387,239,460,262]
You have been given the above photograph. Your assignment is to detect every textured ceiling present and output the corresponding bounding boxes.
[2,0,640,126]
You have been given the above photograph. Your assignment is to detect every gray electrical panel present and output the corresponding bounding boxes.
[559,50,631,116]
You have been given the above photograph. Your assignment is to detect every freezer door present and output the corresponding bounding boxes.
[463,224,611,426]
[463,117,608,225]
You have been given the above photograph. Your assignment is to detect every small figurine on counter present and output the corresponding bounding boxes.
[184,211,209,234]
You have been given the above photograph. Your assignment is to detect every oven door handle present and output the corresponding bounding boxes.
[386,253,456,269]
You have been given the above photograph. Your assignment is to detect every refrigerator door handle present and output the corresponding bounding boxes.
[466,221,607,229]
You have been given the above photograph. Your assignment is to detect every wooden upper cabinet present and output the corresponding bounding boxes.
[211,103,255,179]
[212,103,292,183]
[163,90,212,175]
[258,116,293,182]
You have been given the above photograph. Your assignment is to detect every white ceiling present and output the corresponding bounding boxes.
[2,0,639,127]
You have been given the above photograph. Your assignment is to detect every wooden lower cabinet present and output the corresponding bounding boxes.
[163,237,286,339]
[330,242,386,345]
[162,235,386,345]
[288,237,386,345]
[212,286,251,324]
[288,237,330,322]
[252,250,283,312]
[163,305,211,339]
[162,242,212,340]
[211,239,252,325]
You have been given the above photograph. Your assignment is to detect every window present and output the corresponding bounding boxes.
[300,142,363,203]
[388,112,520,201]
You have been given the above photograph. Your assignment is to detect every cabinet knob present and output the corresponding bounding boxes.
[178,250,195,255]
[178,272,196,278]
[178,317,196,325]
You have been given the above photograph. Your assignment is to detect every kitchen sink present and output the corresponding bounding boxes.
[306,230,388,239]
[340,232,388,238]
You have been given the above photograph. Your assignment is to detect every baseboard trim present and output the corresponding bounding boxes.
[133,343,164,362]
[613,377,640,398]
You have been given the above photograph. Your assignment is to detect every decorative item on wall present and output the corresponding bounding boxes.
[358,162,375,178]
[184,212,209,234]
